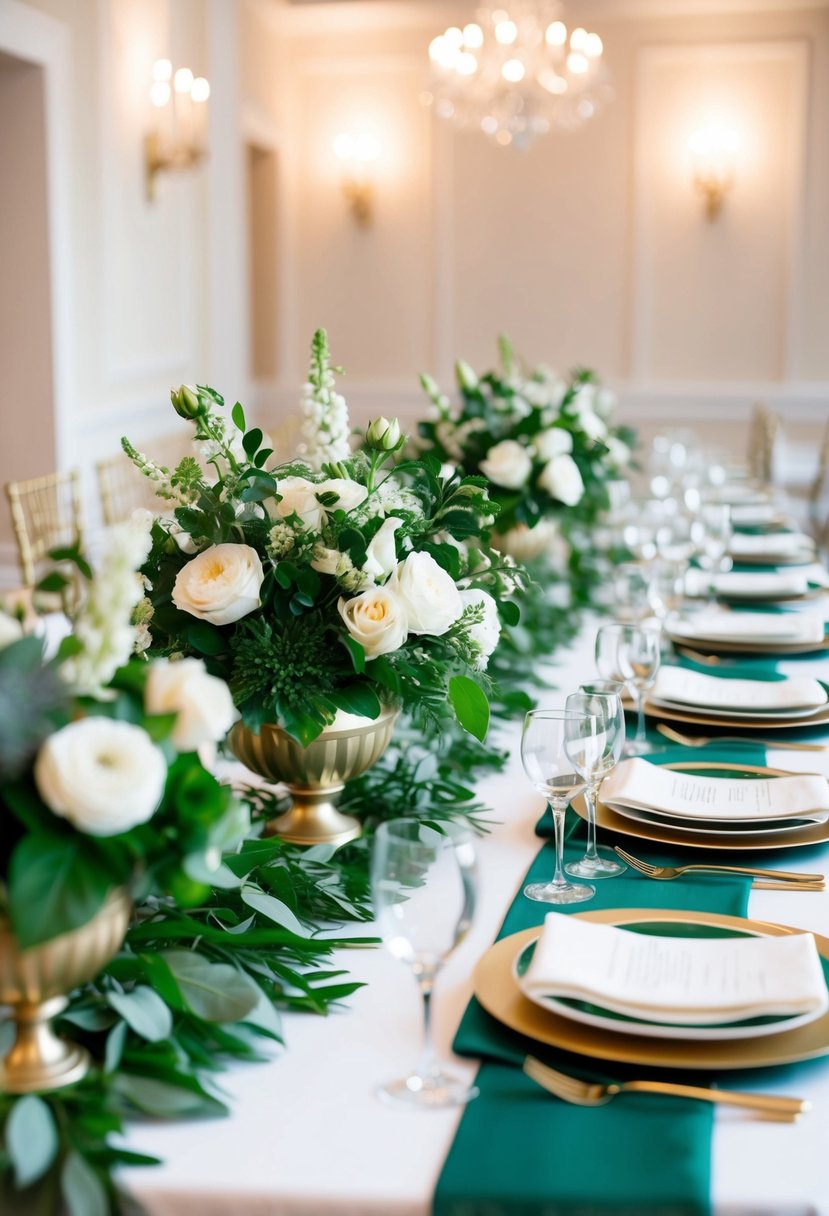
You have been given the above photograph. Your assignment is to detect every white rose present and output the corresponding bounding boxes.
[479,440,533,489]
[338,586,408,658]
[273,476,325,530]
[577,407,607,441]
[317,478,368,514]
[363,517,402,583]
[570,383,596,414]
[538,454,585,507]
[606,436,632,468]
[0,612,23,649]
[172,543,264,627]
[595,387,617,419]
[460,588,500,669]
[534,428,573,461]
[310,544,341,576]
[388,551,463,636]
[145,658,238,751]
[35,718,167,836]
[493,519,559,561]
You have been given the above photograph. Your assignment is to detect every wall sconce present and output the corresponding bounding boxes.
[332,132,381,227]
[145,59,210,202]
[688,126,738,221]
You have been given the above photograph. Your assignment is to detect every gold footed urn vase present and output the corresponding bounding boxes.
[228,707,398,846]
[0,888,131,1094]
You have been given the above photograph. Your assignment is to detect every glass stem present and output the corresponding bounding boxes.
[633,686,648,747]
[584,782,600,861]
[415,967,438,1080]
[550,800,567,888]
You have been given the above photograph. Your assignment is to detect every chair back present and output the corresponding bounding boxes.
[746,402,781,486]
[5,469,84,587]
[97,453,162,527]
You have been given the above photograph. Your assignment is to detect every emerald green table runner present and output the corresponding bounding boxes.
[434,739,761,1216]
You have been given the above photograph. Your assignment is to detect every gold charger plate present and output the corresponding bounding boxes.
[642,697,829,732]
[668,632,829,658]
[473,908,829,1071]
[575,761,829,853]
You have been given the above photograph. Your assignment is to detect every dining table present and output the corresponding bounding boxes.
[122,575,829,1215]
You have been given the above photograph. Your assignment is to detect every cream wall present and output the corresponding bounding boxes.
[254,0,829,445]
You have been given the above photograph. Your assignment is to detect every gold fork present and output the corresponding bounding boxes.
[656,723,829,752]
[614,846,824,886]
[523,1056,809,1120]
[675,646,724,666]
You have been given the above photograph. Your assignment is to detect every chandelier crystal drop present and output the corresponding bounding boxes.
[426,2,611,149]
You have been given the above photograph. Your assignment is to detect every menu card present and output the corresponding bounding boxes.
[669,611,825,645]
[600,757,829,824]
[652,666,828,712]
[521,912,828,1025]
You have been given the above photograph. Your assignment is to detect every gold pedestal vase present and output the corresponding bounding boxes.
[0,888,131,1094]
[228,707,399,846]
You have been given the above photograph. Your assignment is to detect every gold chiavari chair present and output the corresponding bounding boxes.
[5,468,84,588]
[746,402,781,487]
[808,416,829,556]
[96,452,163,527]
[269,414,302,463]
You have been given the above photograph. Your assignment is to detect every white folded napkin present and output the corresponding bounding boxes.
[730,504,785,527]
[708,484,772,506]
[668,611,825,645]
[729,532,816,559]
[599,756,829,824]
[521,912,828,1025]
[685,569,810,598]
[651,666,828,712]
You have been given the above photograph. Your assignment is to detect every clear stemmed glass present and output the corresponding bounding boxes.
[595,623,661,756]
[520,710,596,905]
[694,503,732,606]
[612,561,653,623]
[564,687,627,879]
[647,558,688,625]
[371,818,478,1109]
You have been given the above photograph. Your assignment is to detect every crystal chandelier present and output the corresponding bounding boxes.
[425,2,611,149]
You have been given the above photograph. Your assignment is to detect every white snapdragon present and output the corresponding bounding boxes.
[538,454,585,507]
[35,718,166,836]
[480,440,533,489]
[61,510,153,696]
[459,588,500,670]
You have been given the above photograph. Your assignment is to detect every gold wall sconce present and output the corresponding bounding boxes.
[145,59,210,202]
[332,131,381,227]
[688,125,738,221]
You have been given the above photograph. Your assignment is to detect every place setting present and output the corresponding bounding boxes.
[663,607,829,657]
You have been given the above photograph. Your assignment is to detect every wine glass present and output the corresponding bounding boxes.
[612,561,653,623]
[595,623,661,756]
[564,688,627,879]
[371,818,478,1109]
[647,558,687,625]
[520,711,595,905]
[694,503,732,605]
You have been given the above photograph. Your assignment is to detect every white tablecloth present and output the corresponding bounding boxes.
[124,622,829,1216]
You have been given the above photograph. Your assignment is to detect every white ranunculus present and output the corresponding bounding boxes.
[338,586,408,658]
[538,454,585,507]
[317,478,369,514]
[310,544,341,576]
[35,717,167,836]
[388,551,463,636]
[534,428,573,461]
[145,658,238,751]
[273,476,326,530]
[172,543,264,627]
[0,612,23,649]
[363,517,402,583]
[460,588,500,670]
[606,436,632,468]
[479,440,533,489]
[493,518,559,562]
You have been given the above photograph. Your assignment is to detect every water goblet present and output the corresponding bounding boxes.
[694,503,732,605]
[647,558,688,624]
[612,561,653,623]
[564,688,627,879]
[595,623,661,756]
[371,818,478,1109]
[520,710,595,905]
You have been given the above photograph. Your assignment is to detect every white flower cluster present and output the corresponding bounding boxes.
[34,657,236,837]
[61,510,154,696]
[266,521,297,560]
[299,377,351,472]
[479,437,585,508]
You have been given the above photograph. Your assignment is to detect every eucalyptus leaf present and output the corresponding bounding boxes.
[107,985,173,1042]
[111,1073,226,1118]
[61,1151,108,1216]
[241,887,311,939]
[160,950,262,1022]
[104,1019,128,1074]
[6,1096,58,1188]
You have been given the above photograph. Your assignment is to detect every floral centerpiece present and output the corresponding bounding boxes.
[417,336,636,564]
[123,331,525,762]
